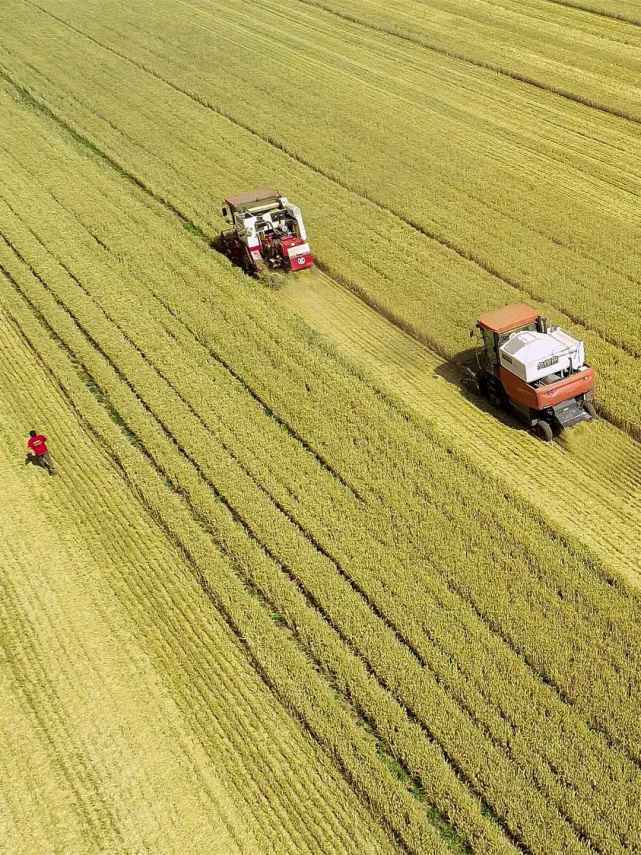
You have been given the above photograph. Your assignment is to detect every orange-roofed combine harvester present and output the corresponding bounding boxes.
[465,303,596,441]
[217,188,313,277]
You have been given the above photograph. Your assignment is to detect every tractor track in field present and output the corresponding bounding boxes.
[279,268,641,587]
[10,5,641,372]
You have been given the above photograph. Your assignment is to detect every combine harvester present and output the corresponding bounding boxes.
[217,188,313,279]
[466,303,596,440]
[216,191,594,442]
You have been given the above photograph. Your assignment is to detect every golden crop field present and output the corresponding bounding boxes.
[2,1,641,853]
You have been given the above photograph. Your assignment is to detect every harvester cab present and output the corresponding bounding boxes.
[467,303,595,440]
[218,188,313,275]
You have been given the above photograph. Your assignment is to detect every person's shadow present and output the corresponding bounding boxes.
[25,453,51,474]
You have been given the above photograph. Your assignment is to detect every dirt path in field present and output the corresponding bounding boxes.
[280,270,641,586]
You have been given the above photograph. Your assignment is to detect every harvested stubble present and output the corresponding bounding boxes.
[3,2,641,853]
[2,83,641,852]
[2,0,641,437]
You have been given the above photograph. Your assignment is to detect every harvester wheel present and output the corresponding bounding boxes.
[478,375,505,409]
[584,401,597,419]
[487,388,505,410]
[533,419,554,442]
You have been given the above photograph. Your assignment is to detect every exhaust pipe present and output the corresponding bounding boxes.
[537,316,548,334]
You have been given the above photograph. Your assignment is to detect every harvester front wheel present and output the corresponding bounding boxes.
[584,401,597,419]
[533,419,554,442]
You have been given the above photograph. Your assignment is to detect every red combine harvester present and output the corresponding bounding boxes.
[466,303,596,440]
[218,188,313,275]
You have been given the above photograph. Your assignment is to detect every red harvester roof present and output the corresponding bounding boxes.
[478,303,539,334]
[225,188,280,209]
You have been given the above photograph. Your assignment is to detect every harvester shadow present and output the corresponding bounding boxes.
[433,347,528,434]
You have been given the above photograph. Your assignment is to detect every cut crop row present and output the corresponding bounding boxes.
[0,181,633,852]
[0,262,454,854]
[3,16,641,439]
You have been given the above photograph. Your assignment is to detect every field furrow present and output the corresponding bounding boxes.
[2,155,641,851]
[0,300,410,852]
[3,1,641,850]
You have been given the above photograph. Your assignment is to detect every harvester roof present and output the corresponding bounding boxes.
[478,303,539,334]
[225,188,280,210]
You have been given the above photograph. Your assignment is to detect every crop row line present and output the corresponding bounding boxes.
[0,256,462,855]
[150,290,363,501]
[12,7,641,368]
[540,0,641,26]
[291,0,641,125]
[0,562,121,849]
[0,215,606,853]
[3,167,636,844]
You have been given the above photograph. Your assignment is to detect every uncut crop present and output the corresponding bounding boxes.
[2,0,641,438]
[2,73,641,855]
[3,0,641,588]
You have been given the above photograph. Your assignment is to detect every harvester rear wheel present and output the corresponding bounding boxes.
[533,419,554,442]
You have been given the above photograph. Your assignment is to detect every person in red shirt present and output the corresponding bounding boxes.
[26,430,56,475]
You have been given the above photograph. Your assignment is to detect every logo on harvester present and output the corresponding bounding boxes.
[537,355,558,370]
[297,256,305,265]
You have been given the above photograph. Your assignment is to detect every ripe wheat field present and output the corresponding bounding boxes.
[2,1,641,853]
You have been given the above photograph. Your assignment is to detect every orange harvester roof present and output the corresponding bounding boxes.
[225,188,280,208]
[478,303,539,334]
